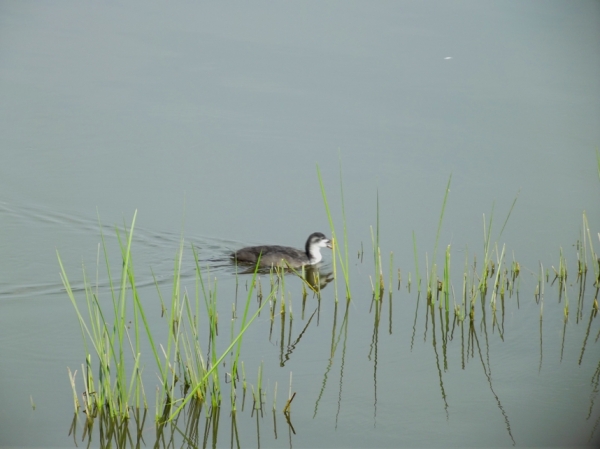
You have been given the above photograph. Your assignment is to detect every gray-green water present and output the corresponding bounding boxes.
[1,1,599,447]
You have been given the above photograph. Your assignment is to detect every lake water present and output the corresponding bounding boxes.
[1,1,599,448]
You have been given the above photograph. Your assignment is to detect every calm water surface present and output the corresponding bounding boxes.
[0,1,599,447]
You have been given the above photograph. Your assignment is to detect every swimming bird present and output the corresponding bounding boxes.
[232,232,332,268]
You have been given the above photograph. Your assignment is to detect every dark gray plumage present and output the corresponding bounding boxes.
[232,232,332,268]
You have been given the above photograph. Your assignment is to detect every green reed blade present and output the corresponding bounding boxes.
[317,164,351,300]
[412,231,421,292]
[430,175,451,301]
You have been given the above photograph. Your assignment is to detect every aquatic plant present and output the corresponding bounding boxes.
[58,211,273,427]
[317,162,351,302]
[57,160,600,446]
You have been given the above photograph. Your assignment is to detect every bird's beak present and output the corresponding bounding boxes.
[326,239,333,249]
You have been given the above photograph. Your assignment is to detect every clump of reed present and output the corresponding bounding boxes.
[58,211,273,430]
[403,176,521,325]
[317,159,598,331]
[59,158,600,445]
[59,211,148,421]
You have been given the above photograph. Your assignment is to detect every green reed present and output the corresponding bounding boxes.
[317,163,351,301]
[57,164,600,446]
[551,247,569,318]
[412,231,421,293]
[582,211,599,286]
[426,175,452,305]
[456,250,469,320]
[489,243,506,311]
[372,190,384,300]
[337,158,351,296]
[252,361,264,412]
[442,244,451,311]
[59,212,274,426]
[58,210,145,419]
[164,248,275,419]
[576,211,600,319]
[168,254,274,421]
[465,192,519,316]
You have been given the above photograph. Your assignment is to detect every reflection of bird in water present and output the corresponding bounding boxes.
[232,232,332,268]
[302,264,334,291]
